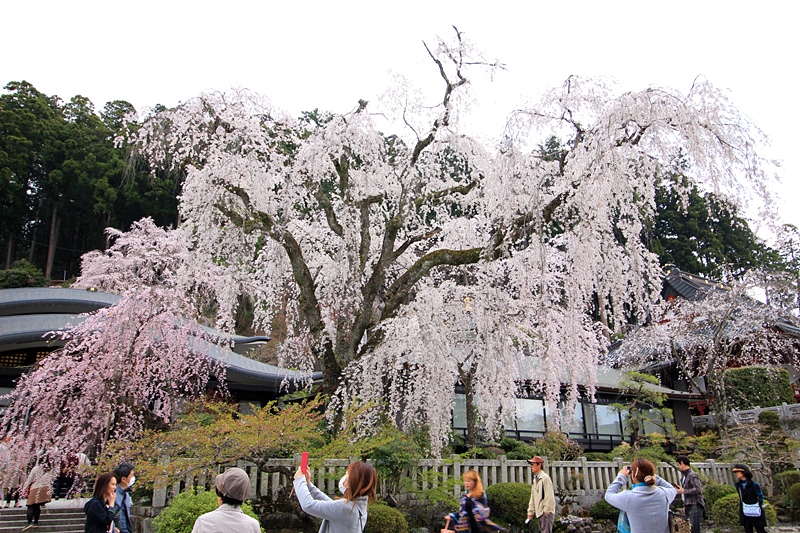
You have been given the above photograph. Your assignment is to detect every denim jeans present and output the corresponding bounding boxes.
[685,504,703,533]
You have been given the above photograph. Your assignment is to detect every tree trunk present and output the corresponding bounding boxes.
[5,233,15,269]
[45,203,60,279]
[464,381,478,447]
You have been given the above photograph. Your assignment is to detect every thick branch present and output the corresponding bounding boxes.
[382,247,482,320]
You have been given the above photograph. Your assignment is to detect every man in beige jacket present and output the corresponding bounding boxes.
[527,456,556,533]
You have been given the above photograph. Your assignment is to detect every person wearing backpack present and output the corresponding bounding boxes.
[732,464,767,533]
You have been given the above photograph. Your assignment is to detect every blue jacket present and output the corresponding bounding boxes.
[114,486,132,533]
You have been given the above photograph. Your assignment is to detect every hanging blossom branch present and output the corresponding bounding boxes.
[0,286,227,482]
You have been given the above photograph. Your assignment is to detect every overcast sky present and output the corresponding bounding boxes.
[4,0,797,234]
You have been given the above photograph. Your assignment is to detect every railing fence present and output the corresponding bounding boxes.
[152,456,762,508]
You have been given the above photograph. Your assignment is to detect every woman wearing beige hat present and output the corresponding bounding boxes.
[191,467,261,533]
[732,464,767,533]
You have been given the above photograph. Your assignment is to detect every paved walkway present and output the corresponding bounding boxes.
[1,496,89,510]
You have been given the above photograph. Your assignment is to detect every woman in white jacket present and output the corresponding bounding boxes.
[605,458,677,533]
[293,461,377,533]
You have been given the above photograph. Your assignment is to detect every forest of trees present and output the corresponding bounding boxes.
[0,81,180,280]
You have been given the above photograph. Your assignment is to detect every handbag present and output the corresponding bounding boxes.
[738,485,762,517]
[742,502,762,517]
[669,510,692,533]
[441,517,455,533]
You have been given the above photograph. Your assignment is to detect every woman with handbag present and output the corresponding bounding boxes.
[732,464,767,533]
[443,470,504,532]
[20,460,54,531]
[84,473,119,533]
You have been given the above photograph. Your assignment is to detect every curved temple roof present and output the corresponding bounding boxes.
[0,287,318,393]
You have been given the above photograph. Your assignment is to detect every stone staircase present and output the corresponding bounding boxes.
[0,506,85,533]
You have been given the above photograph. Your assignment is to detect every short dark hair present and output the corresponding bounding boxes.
[732,463,754,480]
[94,473,116,500]
[114,461,135,481]
[215,487,243,506]
[676,455,690,466]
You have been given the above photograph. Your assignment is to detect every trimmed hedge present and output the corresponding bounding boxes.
[364,503,408,533]
[588,499,619,520]
[787,483,800,512]
[486,482,536,529]
[775,470,800,494]
[152,489,263,533]
[0,260,48,289]
[703,481,737,517]
[711,493,776,527]
[724,366,794,410]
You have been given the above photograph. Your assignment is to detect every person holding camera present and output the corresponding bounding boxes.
[604,458,677,533]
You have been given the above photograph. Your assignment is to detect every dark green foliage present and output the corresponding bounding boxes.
[703,481,737,517]
[786,483,800,511]
[1,81,179,279]
[649,170,764,280]
[152,489,262,533]
[0,259,48,288]
[370,427,424,497]
[485,482,536,529]
[528,432,583,461]
[588,499,619,520]
[724,367,794,410]
[500,437,538,461]
[712,493,776,527]
[363,503,408,533]
[775,470,800,494]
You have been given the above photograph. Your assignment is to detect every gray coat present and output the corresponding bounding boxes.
[605,474,677,533]
[293,478,368,533]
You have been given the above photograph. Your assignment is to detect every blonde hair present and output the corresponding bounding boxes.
[463,469,485,498]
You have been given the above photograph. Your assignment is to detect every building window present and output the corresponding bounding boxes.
[453,394,467,429]
[594,404,622,436]
[512,398,546,435]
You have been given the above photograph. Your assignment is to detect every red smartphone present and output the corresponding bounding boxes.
[300,452,309,475]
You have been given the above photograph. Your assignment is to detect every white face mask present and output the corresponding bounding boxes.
[338,475,347,495]
[127,475,136,488]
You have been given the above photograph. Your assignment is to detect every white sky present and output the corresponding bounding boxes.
[4,0,797,235]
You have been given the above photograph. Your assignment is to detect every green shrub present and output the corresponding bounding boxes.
[787,483,800,511]
[363,503,408,533]
[486,482,537,529]
[499,437,538,461]
[724,366,794,410]
[712,493,776,527]
[703,481,737,517]
[0,260,48,289]
[529,432,583,461]
[370,426,423,496]
[775,470,800,493]
[153,489,262,533]
[588,499,619,520]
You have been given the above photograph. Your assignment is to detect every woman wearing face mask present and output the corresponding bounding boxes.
[293,460,377,533]
[604,458,677,533]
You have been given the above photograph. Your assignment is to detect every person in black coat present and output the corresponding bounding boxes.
[84,472,119,533]
[732,464,767,533]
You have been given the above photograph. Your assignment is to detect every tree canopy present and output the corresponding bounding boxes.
[81,29,777,451]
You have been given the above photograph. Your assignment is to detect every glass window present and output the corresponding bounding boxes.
[559,401,585,437]
[453,394,467,429]
[595,404,622,436]
[514,398,546,432]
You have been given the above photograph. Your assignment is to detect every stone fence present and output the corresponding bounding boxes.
[152,456,761,509]
[692,402,800,429]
